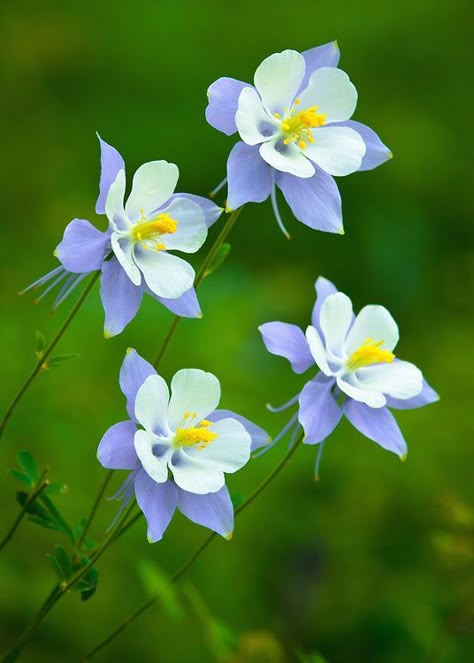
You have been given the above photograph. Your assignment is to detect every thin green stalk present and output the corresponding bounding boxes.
[0,472,49,553]
[153,207,243,369]
[81,435,304,661]
[0,271,100,440]
[75,470,114,553]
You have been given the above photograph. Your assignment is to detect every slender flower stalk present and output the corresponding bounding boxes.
[0,272,101,440]
[0,471,49,553]
[153,206,243,368]
[75,469,114,554]
[81,435,304,661]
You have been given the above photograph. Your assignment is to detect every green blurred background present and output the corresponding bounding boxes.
[1,0,473,660]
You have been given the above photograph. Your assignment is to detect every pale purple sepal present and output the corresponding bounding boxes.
[119,349,156,421]
[311,276,339,333]
[167,193,223,228]
[100,259,143,337]
[336,120,392,171]
[259,322,314,374]
[206,77,249,136]
[386,378,439,410]
[208,409,270,451]
[55,219,109,273]
[151,286,202,319]
[134,470,179,543]
[97,421,138,469]
[299,41,340,92]
[344,399,407,457]
[276,170,343,233]
[226,142,273,210]
[177,484,234,538]
[96,135,125,215]
[298,374,342,444]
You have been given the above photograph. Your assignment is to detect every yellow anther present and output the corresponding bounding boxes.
[274,112,281,119]
[131,212,178,248]
[280,105,327,149]
[347,338,395,371]
[184,412,190,419]
[174,421,218,450]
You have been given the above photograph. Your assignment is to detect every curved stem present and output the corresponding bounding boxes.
[81,435,304,661]
[153,207,243,369]
[0,473,49,553]
[0,271,100,440]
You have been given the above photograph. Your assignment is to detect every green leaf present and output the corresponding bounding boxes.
[9,469,33,488]
[137,560,183,621]
[44,482,67,496]
[47,353,80,368]
[76,561,99,601]
[205,243,231,277]
[35,330,46,357]
[18,450,40,484]
[39,494,74,541]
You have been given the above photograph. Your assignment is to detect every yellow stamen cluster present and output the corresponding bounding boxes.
[277,99,327,150]
[131,211,178,251]
[174,418,218,451]
[347,338,395,371]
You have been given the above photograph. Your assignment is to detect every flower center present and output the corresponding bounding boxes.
[346,338,395,371]
[131,211,178,251]
[174,418,218,451]
[276,99,327,150]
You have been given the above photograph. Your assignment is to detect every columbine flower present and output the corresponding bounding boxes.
[206,42,391,236]
[259,277,438,464]
[98,349,269,542]
[20,136,222,337]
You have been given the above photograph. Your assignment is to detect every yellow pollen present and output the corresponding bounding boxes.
[280,104,327,149]
[131,212,178,250]
[174,421,218,450]
[347,338,395,371]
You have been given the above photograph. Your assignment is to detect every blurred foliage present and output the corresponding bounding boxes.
[0,0,473,660]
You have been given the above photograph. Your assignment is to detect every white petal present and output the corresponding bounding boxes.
[111,233,141,286]
[125,161,179,222]
[337,375,386,408]
[135,374,170,434]
[356,360,423,400]
[260,138,315,178]
[134,429,171,484]
[105,170,130,231]
[157,198,208,253]
[304,126,366,176]
[298,67,358,123]
[320,292,354,357]
[235,87,277,146]
[169,449,225,494]
[134,248,195,299]
[167,369,221,432]
[254,50,305,114]
[182,418,251,473]
[305,325,333,376]
[345,305,399,355]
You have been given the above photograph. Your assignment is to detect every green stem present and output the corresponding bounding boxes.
[0,271,100,440]
[0,472,49,553]
[75,469,114,553]
[81,435,304,661]
[153,207,243,369]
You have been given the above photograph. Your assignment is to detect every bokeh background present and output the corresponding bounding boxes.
[1,0,473,660]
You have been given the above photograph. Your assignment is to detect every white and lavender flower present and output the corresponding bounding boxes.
[21,136,223,337]
[259,277,438,466]
[206,42,391,236]
[97,349,269,542]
